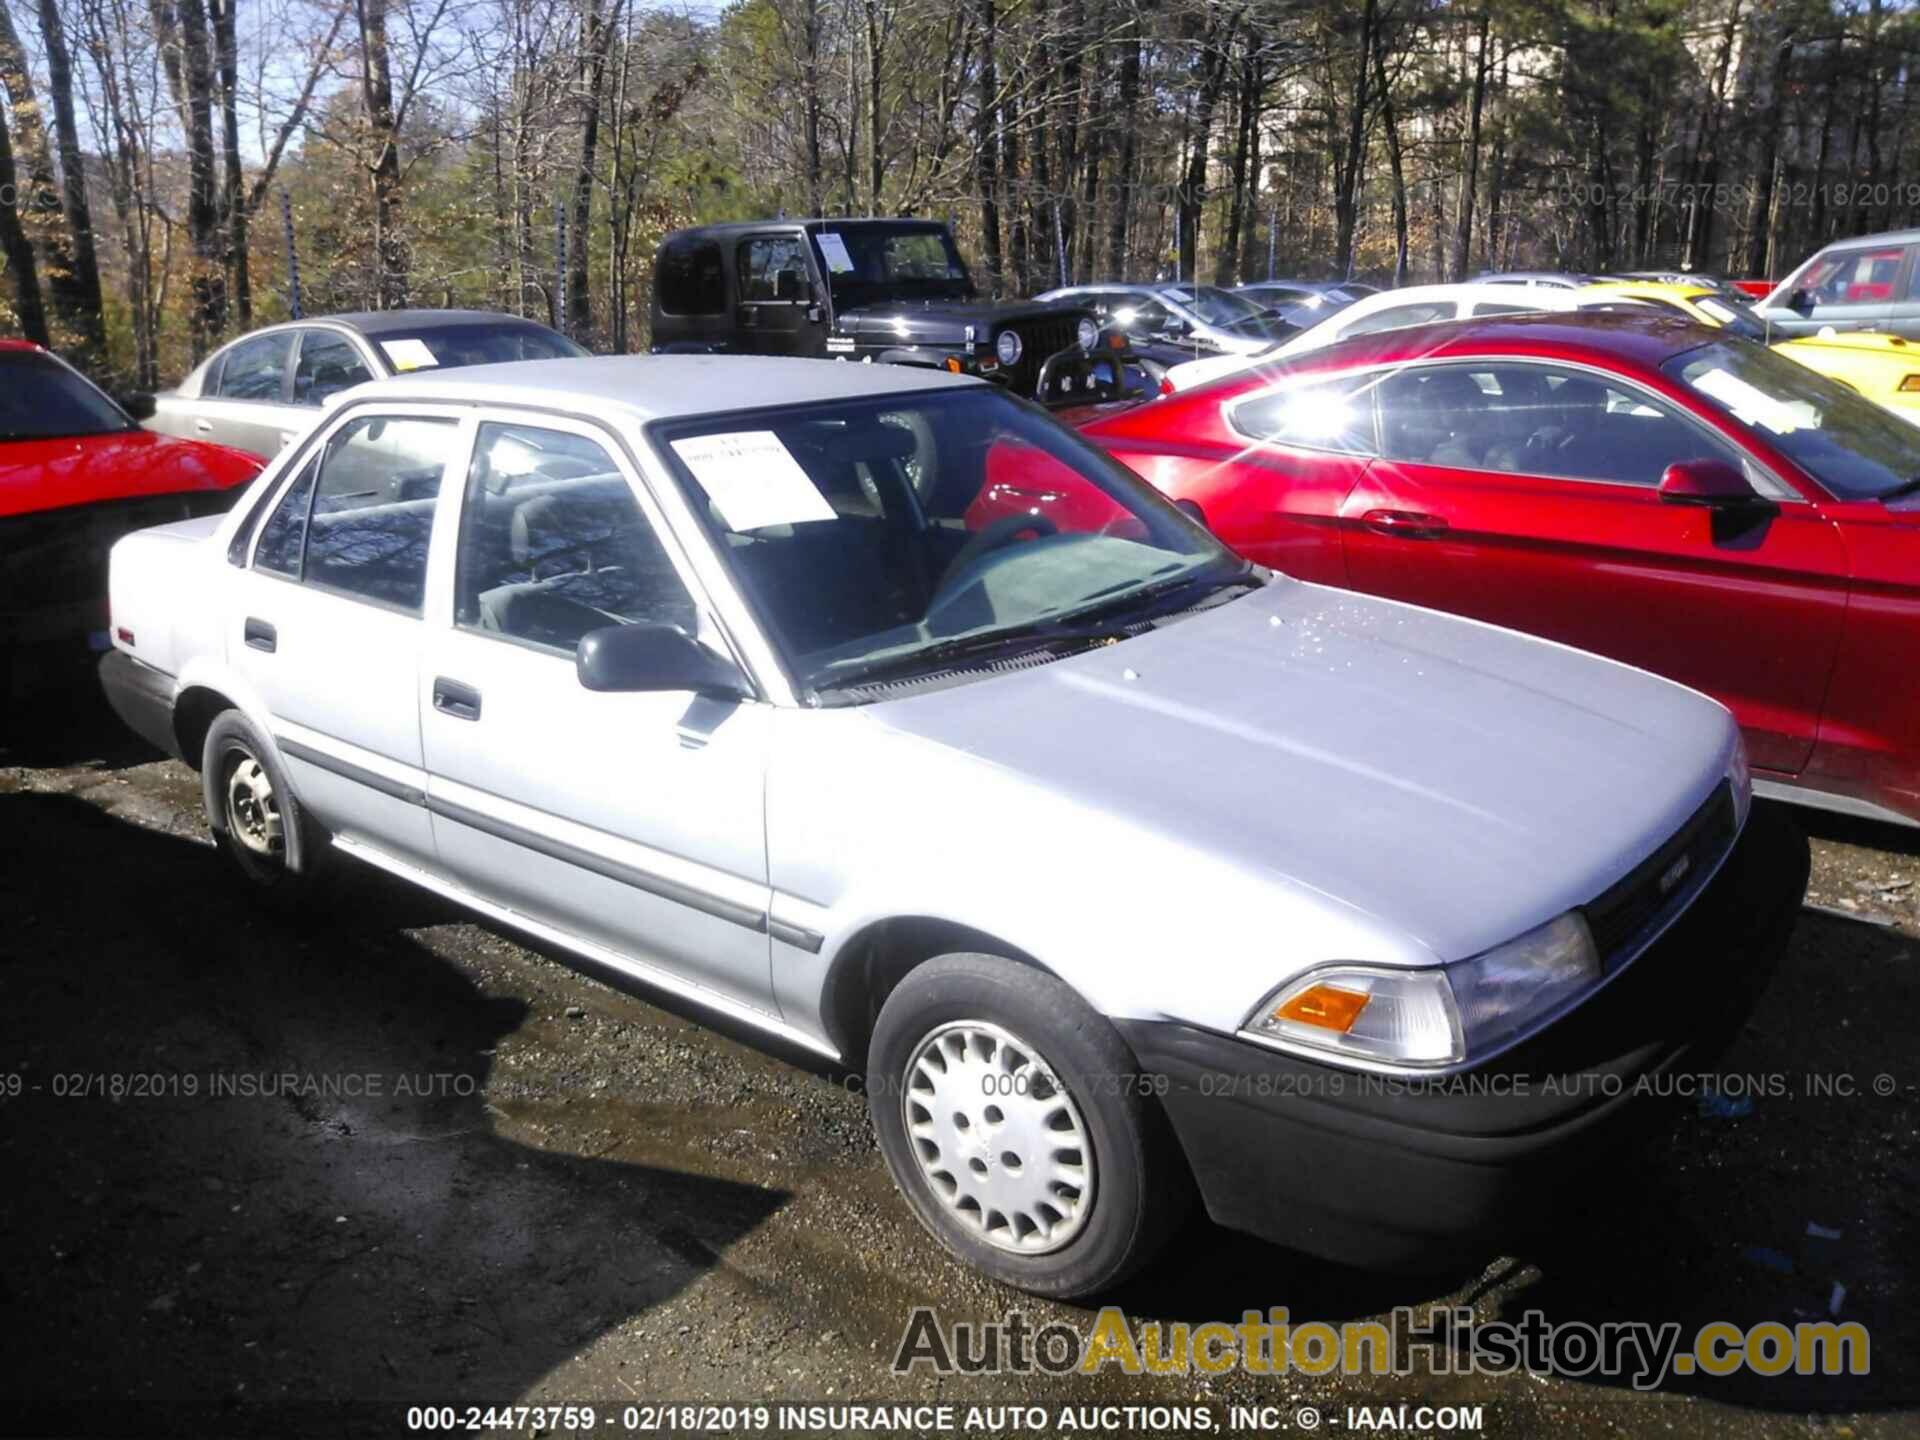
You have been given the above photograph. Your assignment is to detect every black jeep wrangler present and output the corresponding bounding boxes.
[648,219,1133,405]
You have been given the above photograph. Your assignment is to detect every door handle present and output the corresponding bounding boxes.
[433,677,482,722]
[193,419,214,435]
[1362,508,1450,540]
[243,617,276,653]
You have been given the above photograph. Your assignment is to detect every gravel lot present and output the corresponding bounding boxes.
[3,693,1918,1440]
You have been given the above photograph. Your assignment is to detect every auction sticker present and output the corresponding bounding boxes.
[669,430,837,531]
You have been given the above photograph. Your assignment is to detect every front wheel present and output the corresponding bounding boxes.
[201,709,324,897]
[867,953,1192,1297]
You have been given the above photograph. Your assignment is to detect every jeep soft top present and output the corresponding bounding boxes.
[648,219,1132,405]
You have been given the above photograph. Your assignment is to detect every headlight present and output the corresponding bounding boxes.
[1076,316,1100,351]
[1241,912,1601,1071]
[1728,729,1752,829]
[1444,911,1599,1060]
[996,329,1023,366]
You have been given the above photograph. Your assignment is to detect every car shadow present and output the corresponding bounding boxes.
[1,791,790,1438]
[1789,802,1920,861]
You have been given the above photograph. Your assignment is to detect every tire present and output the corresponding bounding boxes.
[201,709,325,897]
[867,953,1192,1298]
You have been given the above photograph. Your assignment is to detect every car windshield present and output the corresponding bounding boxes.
[371,322,587,374]
[1692,296,1768,339]
[0,352,133,441]
[1161,285,1266,327]
[812,224,974,305]
[1665,339,1920,500]
[652,388,1247,699]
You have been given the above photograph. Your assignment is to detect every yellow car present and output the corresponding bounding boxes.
[1576,279,1920,420]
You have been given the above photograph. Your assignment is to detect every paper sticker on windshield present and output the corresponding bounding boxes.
[815,232,856,274]
[379,338,440,372]
[1690,367,1816,434]
[670,431,837,531]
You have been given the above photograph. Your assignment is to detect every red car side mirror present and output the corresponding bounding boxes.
[1658,459,1765,508]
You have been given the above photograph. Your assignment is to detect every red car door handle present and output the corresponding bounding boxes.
[1362,508,1450,539]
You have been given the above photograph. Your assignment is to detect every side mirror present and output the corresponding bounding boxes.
[119,391,157,421]
[774,268,805,303]
[1787,288,1814,313]
[576,623,753,700]
[1658,459,1766,508]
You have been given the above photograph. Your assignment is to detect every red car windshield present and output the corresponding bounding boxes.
[1664,339,1920,501]
[0,352,133,441]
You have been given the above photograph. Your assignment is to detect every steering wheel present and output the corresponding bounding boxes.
[931,513,1060,607]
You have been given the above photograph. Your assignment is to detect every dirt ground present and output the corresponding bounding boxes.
[3,692,1918,1440]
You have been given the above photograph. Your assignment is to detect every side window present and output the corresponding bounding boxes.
[739,236,811,302]
[1376,363,1738,486]
[456,422,698,653]
[253,457,320,577]
[293,331,374,406]
[1230,375,1379,454]
[1802,246,1905,304]
[216,332,295,401]
[1340,301,1456,339]
[1469,300,1537,317]
[303,416,460,611]
[657,236,725,315]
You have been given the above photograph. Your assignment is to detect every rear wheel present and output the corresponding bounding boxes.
[867,953,1191,1297]
[201,710,324,896]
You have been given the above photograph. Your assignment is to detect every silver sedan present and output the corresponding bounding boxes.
[144,309,585,459]
[101,355,1807,1296]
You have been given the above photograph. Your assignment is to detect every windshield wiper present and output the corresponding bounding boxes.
[812,616,1138,697]
[1879,474,1920,502]
[811,569,1265,699]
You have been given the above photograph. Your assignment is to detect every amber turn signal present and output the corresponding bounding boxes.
[1272,983,1370,1033]
[945,357,964,373]
[1898,374,1920,392]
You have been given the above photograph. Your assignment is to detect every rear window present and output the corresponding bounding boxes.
[657,236,726,316]
[0,352,133,440]
[370,323,584,374]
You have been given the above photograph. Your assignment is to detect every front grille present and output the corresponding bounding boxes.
[1002,314,1083,395]
[1,491,236,612]
[1581,780,1737,969]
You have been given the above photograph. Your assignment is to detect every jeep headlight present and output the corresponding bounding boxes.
[1076,316,1100,351]
[1241,912,1601,1071]
[996,329,1023,366]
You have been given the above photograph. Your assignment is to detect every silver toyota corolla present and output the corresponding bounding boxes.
[100,356,1807,1297]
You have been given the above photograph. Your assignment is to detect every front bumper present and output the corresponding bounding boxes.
[1117,803,1809,1269]
[97,650,181,759]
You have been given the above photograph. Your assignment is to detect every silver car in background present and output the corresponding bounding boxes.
[101,356,1806,1298]
[145,310,586,459]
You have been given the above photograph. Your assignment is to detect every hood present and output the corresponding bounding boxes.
[834,300,1089,344]
[871,580,1735,964]
[0,429,261,519]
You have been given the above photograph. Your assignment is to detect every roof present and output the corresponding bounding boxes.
[344,352,984,422]
[1581,279,1714,302]
[1811,227,1920,251]
[668,218,951,242]
[1219,311,1721,389]
[317,309,560,338]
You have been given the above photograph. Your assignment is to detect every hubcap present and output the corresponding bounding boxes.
[225,753,283,858]
[901,1019,1095,1255]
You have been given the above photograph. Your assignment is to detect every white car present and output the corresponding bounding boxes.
[145,310,586,460]
[100,356,1798,1296]
[1162,284,1583,392]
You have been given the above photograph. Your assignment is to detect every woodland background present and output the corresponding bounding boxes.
[0,0,1915,389]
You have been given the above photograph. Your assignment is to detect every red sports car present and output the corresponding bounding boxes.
[1071,312,1920,827]
[2,340,262,697]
